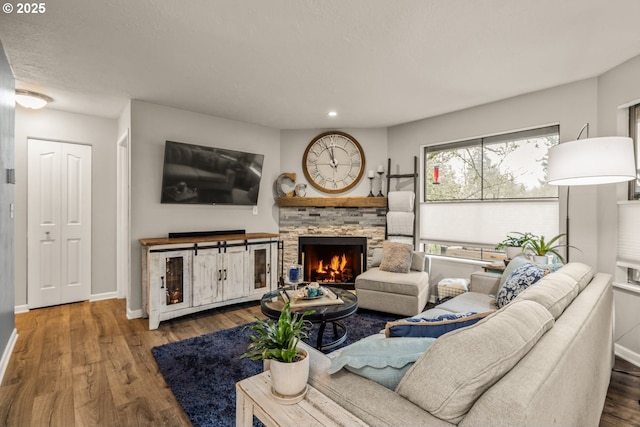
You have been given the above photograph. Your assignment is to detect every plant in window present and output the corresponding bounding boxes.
[496,232,536,250]
[523,233,577,264]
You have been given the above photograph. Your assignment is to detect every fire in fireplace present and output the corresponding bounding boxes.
[298,236,367,287]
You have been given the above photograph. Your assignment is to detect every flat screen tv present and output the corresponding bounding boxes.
[160,140,264,205]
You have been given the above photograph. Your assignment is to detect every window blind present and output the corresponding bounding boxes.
[618,201,640,265]
[420,201,559,246]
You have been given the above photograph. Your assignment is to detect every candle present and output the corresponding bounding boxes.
[368,170,375,178]
[377,164,384,173]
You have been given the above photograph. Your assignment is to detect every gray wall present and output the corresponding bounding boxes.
[388,78,601,269]
[0,41,15,360]
[129,100,281,311]
[14,109,117,306]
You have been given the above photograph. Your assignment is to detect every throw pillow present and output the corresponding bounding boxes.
[328,337,436,389]
[395,300,555,423]
[370,247,384,267]
[379,241,413,273]
[496,262,548,308]
[410,251,427,272]
[498,255,530,290]
[385,311,494,338]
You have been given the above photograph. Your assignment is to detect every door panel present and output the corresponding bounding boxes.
[28,139,91,308]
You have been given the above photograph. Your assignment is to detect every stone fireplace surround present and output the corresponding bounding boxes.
[278,201,386,280]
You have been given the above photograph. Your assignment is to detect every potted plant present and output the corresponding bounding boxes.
[240,301,314,400]
[523,233,575,264]
[496,232,536,259]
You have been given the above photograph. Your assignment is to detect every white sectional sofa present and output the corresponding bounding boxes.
[301,262,613,426]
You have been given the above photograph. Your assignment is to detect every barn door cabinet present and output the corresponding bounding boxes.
[140,233,279,330]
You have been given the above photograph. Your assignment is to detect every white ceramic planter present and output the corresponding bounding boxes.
[533,255,550,264]
[505,246,523,259]
[269,349,309,399]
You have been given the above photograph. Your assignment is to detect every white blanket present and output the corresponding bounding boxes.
[387,211,414,236]
[387,191,415,212]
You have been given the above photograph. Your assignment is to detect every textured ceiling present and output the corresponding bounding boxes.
[1,0,640,129]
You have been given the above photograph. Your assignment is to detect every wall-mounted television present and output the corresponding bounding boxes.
[160,140,264,205]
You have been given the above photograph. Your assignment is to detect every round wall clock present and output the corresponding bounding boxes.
[302,131,365,194]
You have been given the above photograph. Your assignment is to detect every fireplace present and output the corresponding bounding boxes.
[298,236,367,287]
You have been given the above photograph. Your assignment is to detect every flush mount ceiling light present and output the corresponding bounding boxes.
[15,89,53,109]
[328,111,337,117]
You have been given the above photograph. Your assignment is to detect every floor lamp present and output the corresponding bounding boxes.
[547,123,636,262]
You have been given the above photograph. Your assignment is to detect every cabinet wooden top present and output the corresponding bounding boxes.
[139,232,279,247]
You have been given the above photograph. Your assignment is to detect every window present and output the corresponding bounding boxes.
[421,125,560,261]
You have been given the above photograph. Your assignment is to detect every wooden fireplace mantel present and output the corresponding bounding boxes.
[277,196,387,208]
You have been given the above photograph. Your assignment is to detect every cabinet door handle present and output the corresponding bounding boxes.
[218,270,222,281]
[267,263,271,274]
[223,269,227,280]
[160,276,165,289]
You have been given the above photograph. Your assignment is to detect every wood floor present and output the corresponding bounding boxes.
[0,298,638,427]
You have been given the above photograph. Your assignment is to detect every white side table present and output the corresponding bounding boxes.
[236,371,367,427]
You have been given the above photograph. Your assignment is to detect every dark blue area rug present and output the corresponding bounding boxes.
[152,309,397,427]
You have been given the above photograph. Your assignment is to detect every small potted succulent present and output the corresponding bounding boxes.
[240,301,314,400]
[523,233,575,264]
[496,232,536,259]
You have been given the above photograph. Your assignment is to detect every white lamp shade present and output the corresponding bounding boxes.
[547,136,636,186]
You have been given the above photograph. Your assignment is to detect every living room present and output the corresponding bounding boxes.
[1,1,640,425]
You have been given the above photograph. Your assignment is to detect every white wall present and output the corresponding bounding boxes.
[129,100,281,310]
[596,55,640,366]
[279,128,388,197]
[14,108,118,306]
[388,79,601,272]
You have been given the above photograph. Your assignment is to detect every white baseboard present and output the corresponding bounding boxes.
[615,343,640,368]
[89,291,118,302]
[127,307,143,319]
[14,305,29,314]
[0,329,18,385]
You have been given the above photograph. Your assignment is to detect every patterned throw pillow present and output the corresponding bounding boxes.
[496,263,548,308]
[385,311,494,338]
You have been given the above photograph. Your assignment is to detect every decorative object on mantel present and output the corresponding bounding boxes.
[294,183,307,197]
[547,123,635,261]
[302,131,366,194]
[376,164,385,197]
[274,172,297,198]
[367,170,375,197]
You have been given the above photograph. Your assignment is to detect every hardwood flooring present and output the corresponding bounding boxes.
[0,298,638,426]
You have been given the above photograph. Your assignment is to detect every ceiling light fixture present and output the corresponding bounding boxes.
[15,89,53,109]
[328,111,337,117]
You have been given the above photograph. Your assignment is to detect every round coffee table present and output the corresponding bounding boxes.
[260,286,358,351]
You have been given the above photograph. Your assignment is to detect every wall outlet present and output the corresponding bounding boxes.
[252,205,258,215]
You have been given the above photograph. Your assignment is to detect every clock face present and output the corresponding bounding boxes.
[302,131,365,194]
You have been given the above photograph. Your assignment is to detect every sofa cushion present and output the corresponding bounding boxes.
[498,255,530,289]
[556,262,594,293]
[355,267,428,296]
[396,300,554,423]
[328,337,435,389]
[384,311,494,338]
[436,291,496,313]
[514,263,591,318]
[496,262,548,308]
[379,241,413,273]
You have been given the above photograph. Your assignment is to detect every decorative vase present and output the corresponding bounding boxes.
[505,246,523,259]
[269,349,309,401]
[533,255,550,264]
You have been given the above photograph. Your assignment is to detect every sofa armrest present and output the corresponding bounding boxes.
[469,271,501,295]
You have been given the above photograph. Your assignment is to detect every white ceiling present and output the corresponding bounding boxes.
[1,0,640,129]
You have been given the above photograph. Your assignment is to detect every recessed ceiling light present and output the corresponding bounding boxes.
[15,89,53,109]
[328,111,337,117]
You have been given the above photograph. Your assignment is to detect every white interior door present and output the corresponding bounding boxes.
[28,139,92,309]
